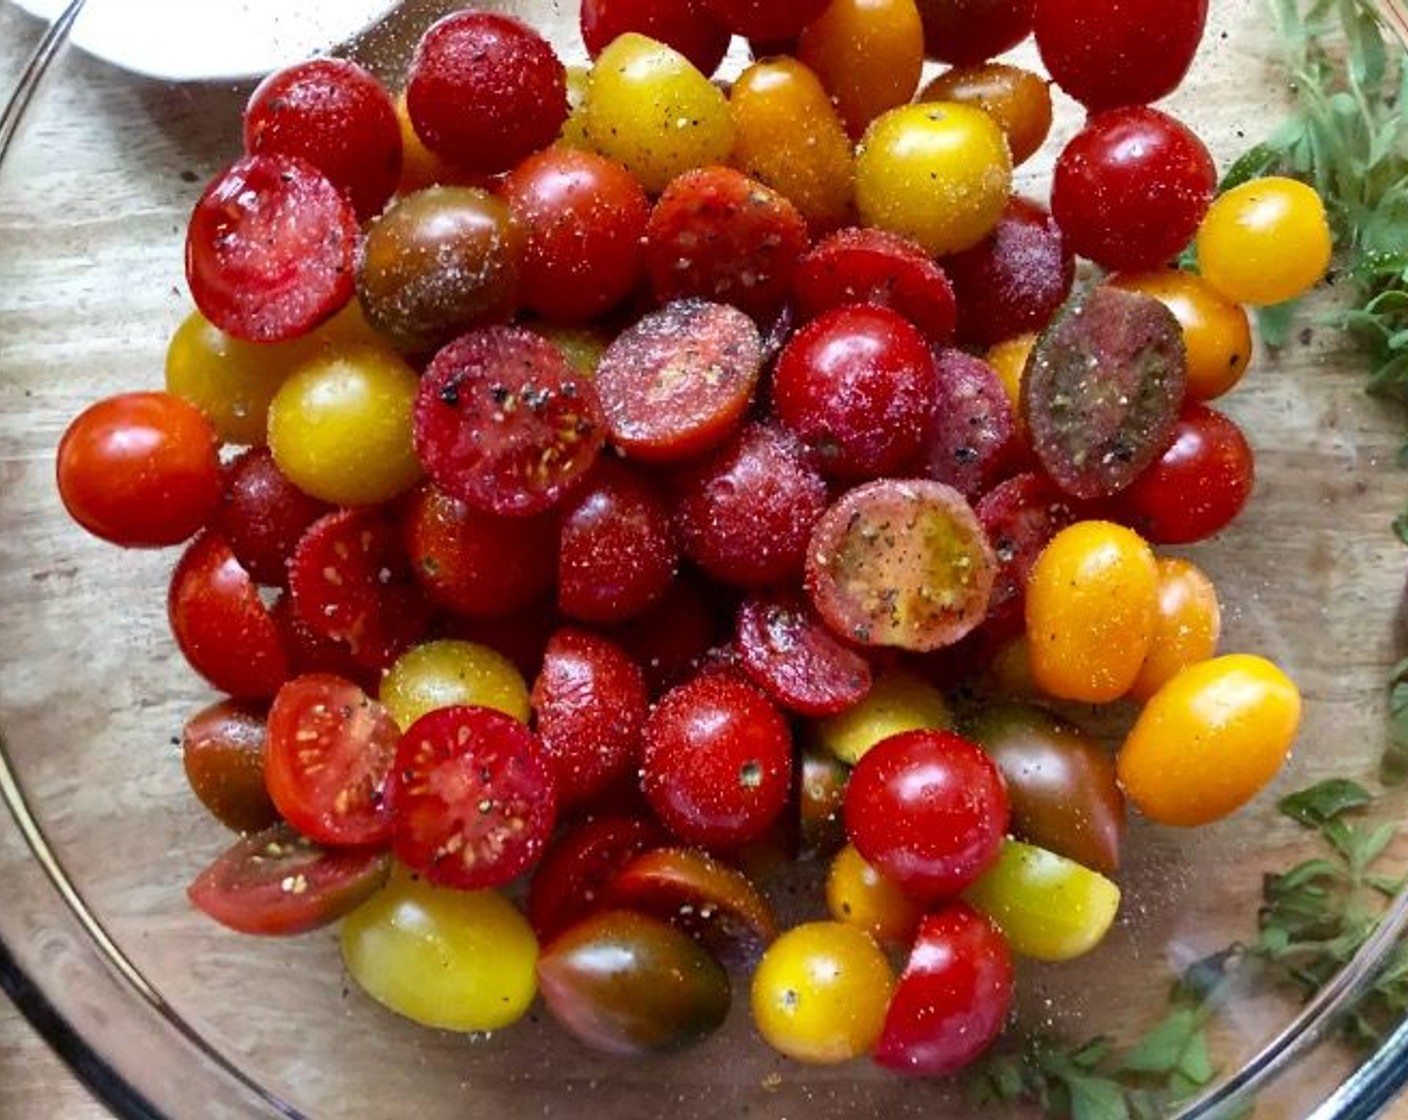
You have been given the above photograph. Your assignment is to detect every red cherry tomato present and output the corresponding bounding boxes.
[405,10,566,173]
[527,815,667,943]
[1052,107,1216,273]
[169,533,290,699]
[915,0,1035,65]
[873,903,1014,1075]
[57,391,222,548]
[188,823,391,937]
[264,674,400,848]
[243,57,402,222]
[1115,403,1255,544]
[844,729,1009,900]
[641,674,793,849]
[185,153,359,343]
[699,0,829,40]
[503,148,651,324]
[735,591,873,717]
[609,573,728,695]
[915,348,1023,500]
[580,0,731,76]
[270,592,376,688]
[216,447,331,587]
[1035,0,1208,111]
[385,705,559,890]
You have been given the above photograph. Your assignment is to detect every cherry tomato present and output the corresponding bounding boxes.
[921,62,1052,166]
[963,839,1121,961]
[580,0,731,76]
[641,673,793,849]
[774,304,937,479]
[582,34,735,194]
[502,148,650,324]
[798,746,850,858]
[914,0,1035,65]
[797,0,925,139]
[985,332,1037,407]
[527,815,667,943]
[266,343,423,507]
[699,0,828,39]
[264,674,398,847]
[341,868,537,1030]
[1128,557,1222,702]
[916,348,1022,499]
[531,627,649,806]
[1118,654,1301,826]
[874,903,1013,1075]
[1194,176,1332,306]
[413,326,606,517]
[392,90,474,196]
[405,11,566,173]
[1115,404,1255,545]
[181,699,278,834]
[610,572,728,695]
[188,823,391,936]
[169,533,289,698]
[1109,270,1252,401]
[186,154,358,344]
[729,58,855,231]
[814,666,952,766]
[1035,0,1207,111]
[244,57,401,222]
[215,447,330,587]
[735,591,873,717]
[57,390,221,548]
[855,102,1012,255]
[357,186,523,354]
[380,639,531,731]
[805,479,997,652]
[751,921,895,1064]
[1025,520,1159,703]
[1052,107,1215,273]
[826,844,924,946]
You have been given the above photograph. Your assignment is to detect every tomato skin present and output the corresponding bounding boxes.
[169,534,290,699]
[381,639,531,731]
[265,674,399,848]
[216,447,330,587]
[700,0,828,39]
[1117,654,1301,827]
[1115,404,1254,545]
[58,391,222,549]
[844,729,1009,901]
[735,591,873,717]
[1128,557,1221,702]
[181,699,279,834]
[502,148,650,324]
[188,823,391,936]
[921,62,1052,167]
[826,843,924,946]
[1025,520,1160,703]
[1194,176,1332,306]
[641,673,794,849]
[815,666,952,766]
[914,0,1035,65]
[1052,107,1216,273]
[874,903,1014,1075]
[797,0,925,139]
[580,0,731,76]
[527,815,667,943]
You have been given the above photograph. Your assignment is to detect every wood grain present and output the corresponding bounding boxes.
[3,1,1408,1118]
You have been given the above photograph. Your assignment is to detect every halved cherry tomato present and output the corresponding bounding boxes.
[527,815,667,943]
[735,591,873,717]
[181,699,279,834]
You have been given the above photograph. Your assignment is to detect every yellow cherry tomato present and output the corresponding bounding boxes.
[855,102,1012,255]
[394,91,479,196]
[920,62,1053,167]
[1127,557,1221,702]
[730,57,855,230]
[1194,176,1331,306]
[1110,270,1253,401]
[583,34,734,194]
[813,665,953,765]
[380,640,531,731]
[341,868,538,1032]
[267,342,423,506]
[826,844,924,946]
[797,0,925,140]
[963,840,1120,961]
[751,921,895,1065]
[985,331,1037,409]
[1117,654,1302,827]
[559,66,593,151]
[1025,521,1159,703]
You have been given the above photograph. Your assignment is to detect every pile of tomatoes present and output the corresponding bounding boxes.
[55,0,1327,1078]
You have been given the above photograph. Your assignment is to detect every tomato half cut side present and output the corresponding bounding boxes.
[265,673,400,847]
[735,591,873,717]
[413,326,606,517]
[188,823,391,936]
[385,705,559,890]
[805,479,996,652]
[595,300,764,463]
[185,153,359,344]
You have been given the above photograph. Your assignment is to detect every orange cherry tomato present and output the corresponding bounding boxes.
[1110,270,1253,401]
[1194,176,1331,306]
[1128,557,1221,702]
[798,0,925,140]
[730,57,855,230]
[826,843,925,946]
[920,62,1052,166]
[1117,654,1302,826]
[1025,521,1159,703]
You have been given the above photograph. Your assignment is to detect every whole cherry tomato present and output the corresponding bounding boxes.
[1195,176,1332,306]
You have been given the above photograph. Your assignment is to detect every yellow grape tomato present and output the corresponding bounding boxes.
[813,665,952,765]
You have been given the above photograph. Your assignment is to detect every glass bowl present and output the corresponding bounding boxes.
[3,1,1408,1117]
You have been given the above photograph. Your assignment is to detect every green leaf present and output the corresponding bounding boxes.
[1254,300,1302,348]
[1118,1008,1200,1075]
[1278,779,1374,826]
[1063,1072,1131,1120]
[1219,140,1291,192]
[1176,1028,1215,1086]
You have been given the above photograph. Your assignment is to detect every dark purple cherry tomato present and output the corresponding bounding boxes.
[915,348,1022,499]
[915,0,1035,64]
[216,447,331,587]
[181,699,278,834]
[581,0,732,75]
[527,815,667,943]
